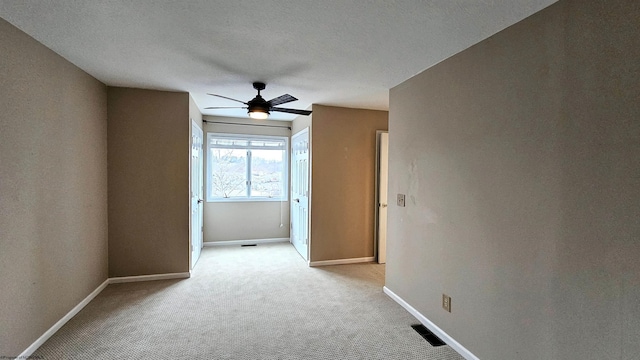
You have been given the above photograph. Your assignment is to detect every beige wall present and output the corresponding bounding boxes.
[107,87,190,277]
[203,116,291,242]
[0,19,108,355]
[292,113,312,135]
[310,105,388,261]
[386,1,640,359]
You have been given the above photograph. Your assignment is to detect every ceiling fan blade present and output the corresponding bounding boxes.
[207,93,247,104]
[270,107,312,116]
[204,106,247,109]
[267,94,297,107]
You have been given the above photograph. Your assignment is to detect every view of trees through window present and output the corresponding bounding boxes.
[207,135,287,201]
[250,149,284,198]
[210,149,247,198]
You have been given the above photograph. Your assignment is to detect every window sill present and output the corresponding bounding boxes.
[206,198,289,203]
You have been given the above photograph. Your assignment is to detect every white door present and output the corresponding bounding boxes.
[377,132,389,264]
[291,128,310,261]
[191,122,204,269]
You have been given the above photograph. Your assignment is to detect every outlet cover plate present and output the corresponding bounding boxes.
[397,194,406,207]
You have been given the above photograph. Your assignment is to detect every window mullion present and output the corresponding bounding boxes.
[246,150,252,198]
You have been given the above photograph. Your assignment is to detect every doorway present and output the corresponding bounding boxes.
[375,131,389,264]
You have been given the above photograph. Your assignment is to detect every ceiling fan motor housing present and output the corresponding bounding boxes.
[248,82,270,114]
[248,95,270,114]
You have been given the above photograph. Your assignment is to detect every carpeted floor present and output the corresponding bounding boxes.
[34,242,465,359]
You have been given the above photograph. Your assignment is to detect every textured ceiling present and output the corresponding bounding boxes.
[0,0,556,120]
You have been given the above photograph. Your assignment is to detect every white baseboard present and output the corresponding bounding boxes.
[383,286,479,360]
[204,237,290,247]
[108,272,191,284]
[18,279,109,359]
[309,256,375,267]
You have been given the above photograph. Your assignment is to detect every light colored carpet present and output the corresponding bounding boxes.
[34,243,465,359]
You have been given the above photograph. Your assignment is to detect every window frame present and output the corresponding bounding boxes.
[206,133,289,203]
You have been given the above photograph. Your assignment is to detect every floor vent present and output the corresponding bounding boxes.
[411,324,446,347]
[241,244,257,247]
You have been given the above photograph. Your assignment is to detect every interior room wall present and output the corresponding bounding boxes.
[386,1,639,359]
[190,96,203,128]
[309,105,388,262]
[107,87,190,277]
[292,113,312,135]
[202,116,291,242]
[0,18,108,355]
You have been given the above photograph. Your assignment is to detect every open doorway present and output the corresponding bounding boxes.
[200,118,292,250]
[375,131,389,264]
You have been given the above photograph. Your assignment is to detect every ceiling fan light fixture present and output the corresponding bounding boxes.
[248,109,269,119]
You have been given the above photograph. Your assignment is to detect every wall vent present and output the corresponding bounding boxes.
[411,324,446,347]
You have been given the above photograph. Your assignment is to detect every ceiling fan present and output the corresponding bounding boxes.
[205,82,312,119]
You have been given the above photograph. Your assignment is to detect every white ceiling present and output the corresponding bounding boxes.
[0,0,556,120]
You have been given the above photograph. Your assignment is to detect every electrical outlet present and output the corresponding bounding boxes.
[442,294,451,313]
[397,194,406,207]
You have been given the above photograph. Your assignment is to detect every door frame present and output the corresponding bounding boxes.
[374,130,389,263]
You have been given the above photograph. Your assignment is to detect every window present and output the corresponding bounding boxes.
[206,133,288,202]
